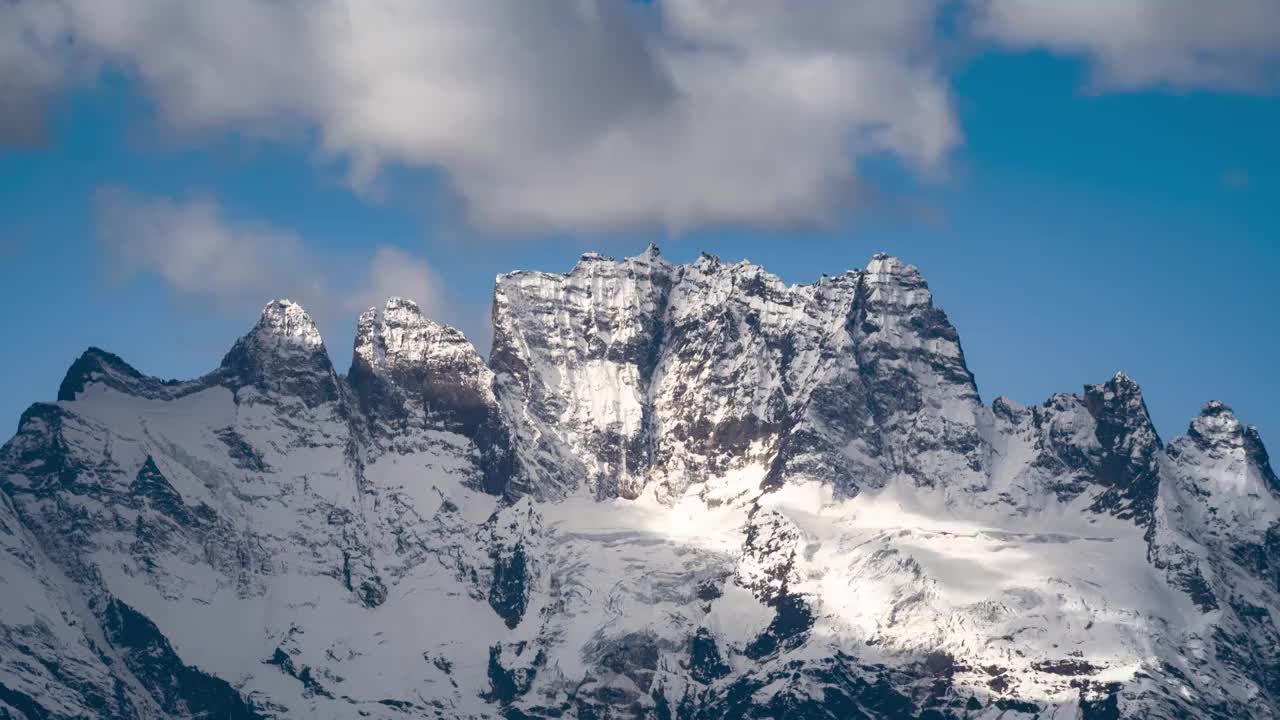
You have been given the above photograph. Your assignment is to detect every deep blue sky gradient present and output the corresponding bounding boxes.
[2,53,1276,446]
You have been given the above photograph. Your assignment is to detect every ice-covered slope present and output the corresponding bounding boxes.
[2,248,1278,719]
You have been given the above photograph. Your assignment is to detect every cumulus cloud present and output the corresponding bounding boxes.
[974,0,1280,92]
[94,187,445,334]
[10,1,1279,228]
[9,0,957,232]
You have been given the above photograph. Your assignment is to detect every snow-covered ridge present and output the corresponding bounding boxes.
[489,245,988,502]
[2,248,1279,719]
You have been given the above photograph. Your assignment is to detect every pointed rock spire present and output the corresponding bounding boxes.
[218,299,339,407]
[1189,400,1247,449]
[849,253,984,491]
[349,298,510,495]
[251,299,324,350]
[861,253,931,308]
[1081,372,1161,524]
[623,242,669,270]
[353,297,479,375]
[1181,401,1280,494]
[1084,372,1159,443]
[131,456,190,523]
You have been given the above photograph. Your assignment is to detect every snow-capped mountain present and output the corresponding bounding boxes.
[2,247,1277,719]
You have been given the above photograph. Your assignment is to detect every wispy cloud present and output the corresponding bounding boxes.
[974,0,1280,93]
[94,187,447,341]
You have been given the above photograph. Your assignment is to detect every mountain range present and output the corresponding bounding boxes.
[2,247,1278,719]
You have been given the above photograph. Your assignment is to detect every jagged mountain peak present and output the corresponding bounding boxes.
[354,296,479,373]
[349,297,508,491]
[491,250,990,500]
[574,244,675,273]
[57,346,209,403]
[1190,399,1245,444]
[1111,369,1137,385]
[58,347,151,401]
[864,252,915,274]
[534,245,674,282]
[860,252,931,307]
[1179,400,1279,494]
[867,250,908,266]
[516,247,877,298]
[1084,372,1158,432]
[251,298,324,350]
[1073,371,1163,523]
[218,299,339,407]
[6,248,1280,720]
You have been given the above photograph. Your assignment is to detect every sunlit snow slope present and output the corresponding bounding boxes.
[2,248,1278,720]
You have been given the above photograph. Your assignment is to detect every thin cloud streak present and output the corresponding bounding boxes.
[94,187,449,353]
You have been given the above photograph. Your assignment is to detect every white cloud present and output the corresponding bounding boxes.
[9,1,1278,228]
[974,0,1280,92]
[348,247,443,320]
[10,0,957,232]
[95,187,319,303]
[0,0,76,145]
[94,187,445,336]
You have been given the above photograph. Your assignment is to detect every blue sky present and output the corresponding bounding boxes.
[1,2,1277,447]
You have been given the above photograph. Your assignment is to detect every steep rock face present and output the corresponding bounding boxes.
[0,486,145,719]
[219,299,343,408]
[648,257,870,499]
[350,297,511,495]
[1,250,1279,720]
[1081,373,1162,524]
[1147,403,1280,713]
[987,372,1162,523]
[492,248,982,502]
[845,254,987,494]
[491,246,677,500]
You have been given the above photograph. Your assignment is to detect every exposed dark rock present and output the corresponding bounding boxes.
[58,347,206,403]
[266,647,334,699]
[130,456,191,524]
[218,300,342,407]
[101,598,262,719]
[688,629,730,684]
[489,543,528,629]
[215,427,269,472]
[349,298,513,496]
[1083,373,1162,526]
[485,643,543,704]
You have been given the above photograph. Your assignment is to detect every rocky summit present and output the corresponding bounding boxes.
[2,248,1278,719]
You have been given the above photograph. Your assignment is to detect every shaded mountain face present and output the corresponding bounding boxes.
[2,248,1277,719]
